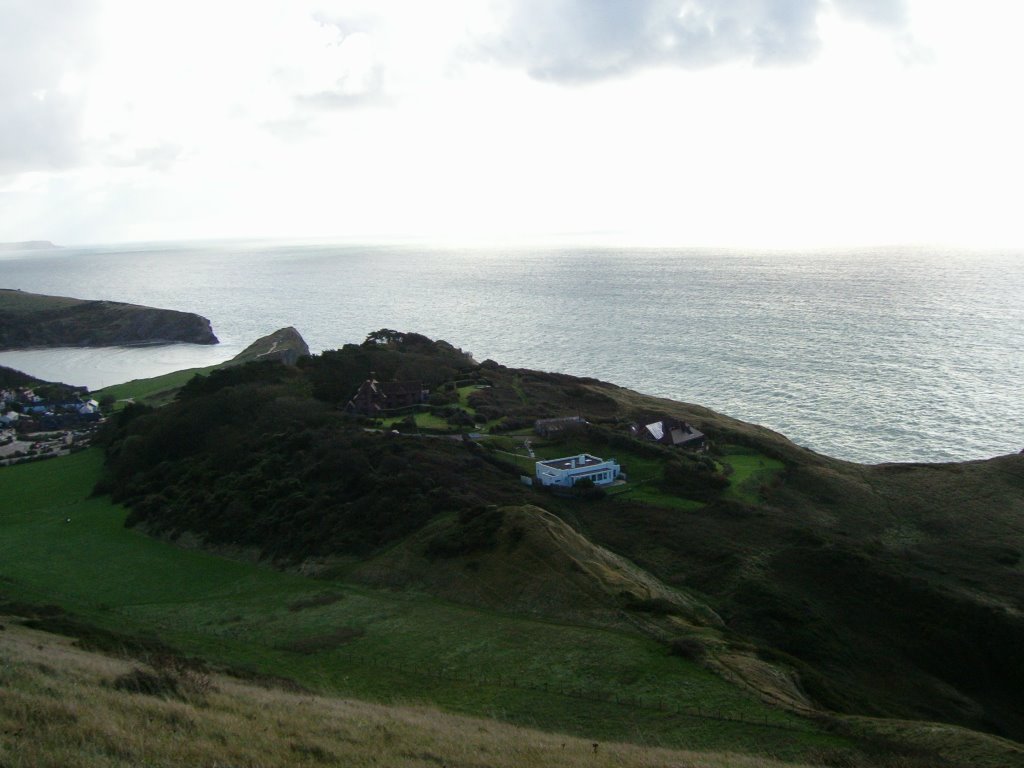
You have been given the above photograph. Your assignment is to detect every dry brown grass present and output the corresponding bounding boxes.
[0,621,822,768]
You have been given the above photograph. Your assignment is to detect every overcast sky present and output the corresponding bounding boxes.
[1,0,1022,248]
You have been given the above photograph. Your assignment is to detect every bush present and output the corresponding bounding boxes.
[492,416,533,433]
[668,637,705,661]
[624,596,681,616]
[660,457,729,499]
[425,507,504,559]
[429,391,456,407]
[110,655,214,700]
[112,667,181,698]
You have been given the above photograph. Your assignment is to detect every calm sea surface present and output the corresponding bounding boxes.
[1,241,1021,464]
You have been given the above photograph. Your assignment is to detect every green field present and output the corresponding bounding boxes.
[380,410,453,431]
[719,446,785,504]
[93,365,219,406]
[0,450,844,757]
[490,435,780,512]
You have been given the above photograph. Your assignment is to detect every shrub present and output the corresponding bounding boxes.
[429,391,456,407]
[668,637,705,661]
[624,596,681,616]
[660,457,729,499]
[110,659,211,700]
[425,507,504,559]
[492,416,533,432]
[112,668,182,699]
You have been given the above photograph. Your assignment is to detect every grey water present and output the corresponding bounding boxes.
[1,241,1022,465]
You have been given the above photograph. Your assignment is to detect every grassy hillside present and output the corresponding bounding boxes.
[0,450,847,760]
[1,622,835,768]
[92,326,312,405]
[569,384,1024,741]
[6,329,1024,764]
[93,364,219,406]
[85,333,1024,749]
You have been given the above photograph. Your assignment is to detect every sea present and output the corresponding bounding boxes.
[1,241,1021,465]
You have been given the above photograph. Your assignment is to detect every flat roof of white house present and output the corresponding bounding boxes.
[538,454,607,471]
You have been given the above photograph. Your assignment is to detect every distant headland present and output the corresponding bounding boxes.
[0,241,61,251]
[0,288,218,350]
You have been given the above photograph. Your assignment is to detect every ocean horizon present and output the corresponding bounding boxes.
[1,240,1022,465]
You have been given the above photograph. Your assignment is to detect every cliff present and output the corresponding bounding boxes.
[0,289,218,349]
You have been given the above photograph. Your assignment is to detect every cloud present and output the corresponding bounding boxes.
[294,63,388,110]
[0,1,100,174]
[482,0,908,83]
[287,15,390,111]
[105,142,185,172]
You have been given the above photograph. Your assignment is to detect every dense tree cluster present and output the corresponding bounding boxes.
[95,342,527,561]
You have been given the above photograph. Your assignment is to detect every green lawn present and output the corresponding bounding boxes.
[0,450,843,756]
[523,438,707,511]
[719,448,785,504]
[380,411,454,431]
[456,384,486,410]
[493,438,781,513]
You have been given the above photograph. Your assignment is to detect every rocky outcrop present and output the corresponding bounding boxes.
[226,327,309,366]
[0,289,218,349]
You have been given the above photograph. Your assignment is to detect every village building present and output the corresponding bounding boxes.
[632,419,707,450]
[533,415,587,438]
[345,378,429,416]
[535,453,620,488]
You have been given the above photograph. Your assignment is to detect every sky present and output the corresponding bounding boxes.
[1,0,1023,248]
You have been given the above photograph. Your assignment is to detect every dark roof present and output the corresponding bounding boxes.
[535,416,586,426]
[378,381,425,396]
[639,419,705,446]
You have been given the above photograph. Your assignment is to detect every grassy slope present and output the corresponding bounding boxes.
[93,365,219,405]
[0,450,842,759]
[583,382,1024,741]
[0,288,84,312]
[92,327,310,405]
[0,622,830,768]
[87,348,1024,750]
[9,337,1024,762]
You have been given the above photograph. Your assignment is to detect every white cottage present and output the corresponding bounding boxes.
[535,453,620,488]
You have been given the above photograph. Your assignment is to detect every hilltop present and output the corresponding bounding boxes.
[0,288,218,349]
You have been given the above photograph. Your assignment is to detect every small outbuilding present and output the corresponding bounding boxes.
[535,453,620,488]
[632,419,706,451]
[534,416,587,438]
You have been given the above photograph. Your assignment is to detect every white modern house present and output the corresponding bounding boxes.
[535,453,620,488]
